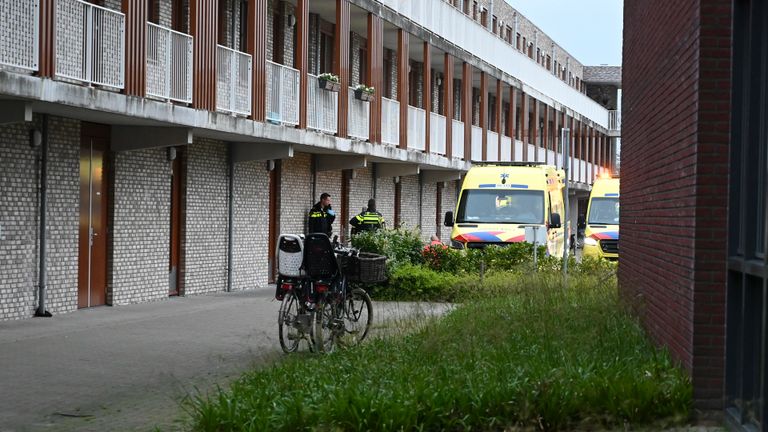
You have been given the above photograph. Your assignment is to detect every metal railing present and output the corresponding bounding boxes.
[547,149,556,166]
[216,45,252,116]
[407,105,426,151]
[348,86,369,140]
[381,97,400,146]
[265,60,299,126]
[580,160,587,183]
[514,140,524,161]
[471,126,482,161]
[55,0,125,88]
[0,0,39,71]
[609,110,621,131]
[146,23,192,103]
[306,73,338,134]
[486,130,499,162]
[501,135,512,161]
[451,119,464,159]
[429,112,446,155]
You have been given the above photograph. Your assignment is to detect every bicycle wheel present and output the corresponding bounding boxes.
[312,298,339,353]
[338,287,373,347]
[278,291,308,353]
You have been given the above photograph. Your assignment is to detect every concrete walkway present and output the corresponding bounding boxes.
[0,289,448,432]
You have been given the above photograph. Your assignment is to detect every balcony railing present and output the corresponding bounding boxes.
[307,73,338,134]
[265,60,299,126]
[55,0,125,88]
[0,0,39,71]
[471,126,482,161]
[514,140,523,161]
[527,144,536,162]
[146,23,192,103]
[451,119,464,159]
[609,110,621,131]
[501,135,512,161]
[348,87,369,140]
[407,105,426,151]
[429,112,446,155]
[547,149,556,166]
[486,130,499,162]
[216,45,252,116]
[381,97,399,146]
[580,160,587,183]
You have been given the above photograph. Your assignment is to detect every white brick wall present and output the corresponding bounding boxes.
[279,153,313,236]
[111,147,171,305]
[421,181,438,241]
[442,180,459,218]
[232,160,270,290]
[315,168,342,239]
[375,175,396,228]
[399,175,420,230]
[184,139,229,295]
[348,166,373,238]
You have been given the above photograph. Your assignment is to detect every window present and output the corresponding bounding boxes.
[536,48,540,63]
[456,190,545,224]
[383,56,392,98]
[358,47,368,84]
[319,31,334,75]
[463,0,470,15]
[528,44,533,59]
[516,33,521,50]
[492,15,498,34]
[147,0,159,24]
[238,0,248,51]
[522,36,526,52]
[506,26,513,43]
[171,0,185,32]
[480,8,488,26]
[546,55,551,70]
[472,1,478,20]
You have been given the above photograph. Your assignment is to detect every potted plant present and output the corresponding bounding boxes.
[317,73,341,92]
[353,84,375,102]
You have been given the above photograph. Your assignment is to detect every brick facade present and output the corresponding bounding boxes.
[420,181,438,241]
[620,0,731,413]
[398,175,421,230]
[315,168,343,239]
[375,175,396,228]
[279,152,313,236]
[348,166,374,237]
[184,140,229,295]
[111,147,171,305]
[232,160,271,290]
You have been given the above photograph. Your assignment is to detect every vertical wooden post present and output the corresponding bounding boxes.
[495,78,502,160]
[334,0,350,137]
[508,86,516,143]
[531,98,538,160]
[462,62,472,161]
[520,90,527,160]
[38,0,55,77]
[122,0,148,97]
[191,0,218,111]
[444,54,454,158]
[423,42,431,153]
[480,72,488,161]
[367,13,383,143]
[248,0,268,121]
[397,30,409,150]
[296,0,309,129]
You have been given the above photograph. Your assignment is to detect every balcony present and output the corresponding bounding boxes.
[265,60,299,126]
[146,23,192,103]
[381,97,399,146]
[451,119,464,159]
[0,0,38,71]
[407,105,426,151]
[486,130,498,162]
[216,45,252,116]
[471,126,482,161]
[55,0,125,88]
[429,112,446,155]
[348,87,369,141]
[514,140,523,161]
[307,73,338,134]
[500,135,512,161]
[609,110,621,132]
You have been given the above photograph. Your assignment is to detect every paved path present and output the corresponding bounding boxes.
[0,289,449,432]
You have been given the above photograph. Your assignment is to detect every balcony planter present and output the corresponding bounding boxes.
[354,89,374,102]
[318,77,341,92]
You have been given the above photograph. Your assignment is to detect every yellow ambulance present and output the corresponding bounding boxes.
[582,176,620,260]
[444,162,566,256]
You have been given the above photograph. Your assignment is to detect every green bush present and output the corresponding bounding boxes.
[351,228,424,270]
[375,263,461,301]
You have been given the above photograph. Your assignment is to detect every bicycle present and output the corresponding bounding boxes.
[275,234,318,353]
[311,237,377,353]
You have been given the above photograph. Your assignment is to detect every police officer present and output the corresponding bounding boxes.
[350,199,384,234]
[308,192,335,237]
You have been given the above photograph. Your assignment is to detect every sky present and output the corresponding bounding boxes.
[502,0,623,66]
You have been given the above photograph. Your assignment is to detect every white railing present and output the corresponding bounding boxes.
[588,163,593,183]
[501,135,512,161]
[486,130,499,162]
[0,0,39,71]
[430,112,446,155]
[609,110,621,131]
[381,97,400,146]
[451,119,464,159]
[55,0,125,88]
[348,87,369,140]
[557,153,563,171]
[514,140,523,161]
[580,160,587,183]
[307,73,338,134]
[146,23,192,103]
[471,126,482,161]
[407,105,426,151]
[547,149,556,166]
[265,60,300,126]
[527,144,536,162]
[216,45,252,116]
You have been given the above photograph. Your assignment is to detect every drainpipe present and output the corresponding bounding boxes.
[36,115,52,317]
[227,146,234,292]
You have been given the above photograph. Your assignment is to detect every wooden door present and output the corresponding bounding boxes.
[78,124,109,308]
[169,149,182,296]
[268,161,281,283]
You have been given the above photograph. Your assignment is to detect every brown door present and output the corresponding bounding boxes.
[78,125,109,308]
[169,149,182,296]
[268,161,281,283]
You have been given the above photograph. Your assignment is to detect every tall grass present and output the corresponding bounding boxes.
[186,272,691,431]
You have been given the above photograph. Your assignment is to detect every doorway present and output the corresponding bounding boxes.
[78,123,109,308]
[169,147,184,296]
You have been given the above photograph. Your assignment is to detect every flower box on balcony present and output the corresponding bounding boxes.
[353,89,374,102]
[318,76,341,92]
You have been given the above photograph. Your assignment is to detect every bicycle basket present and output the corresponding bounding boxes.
[342,253,386,283]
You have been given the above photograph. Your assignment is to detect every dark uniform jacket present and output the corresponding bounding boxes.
[308,202,335,237]
[349,210,384,234]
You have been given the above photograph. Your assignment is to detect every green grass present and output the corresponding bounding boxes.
[186,272,691,431]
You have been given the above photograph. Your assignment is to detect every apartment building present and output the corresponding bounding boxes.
[0,0,615,321]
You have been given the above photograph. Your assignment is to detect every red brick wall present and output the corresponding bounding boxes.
[620,0,730,413]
